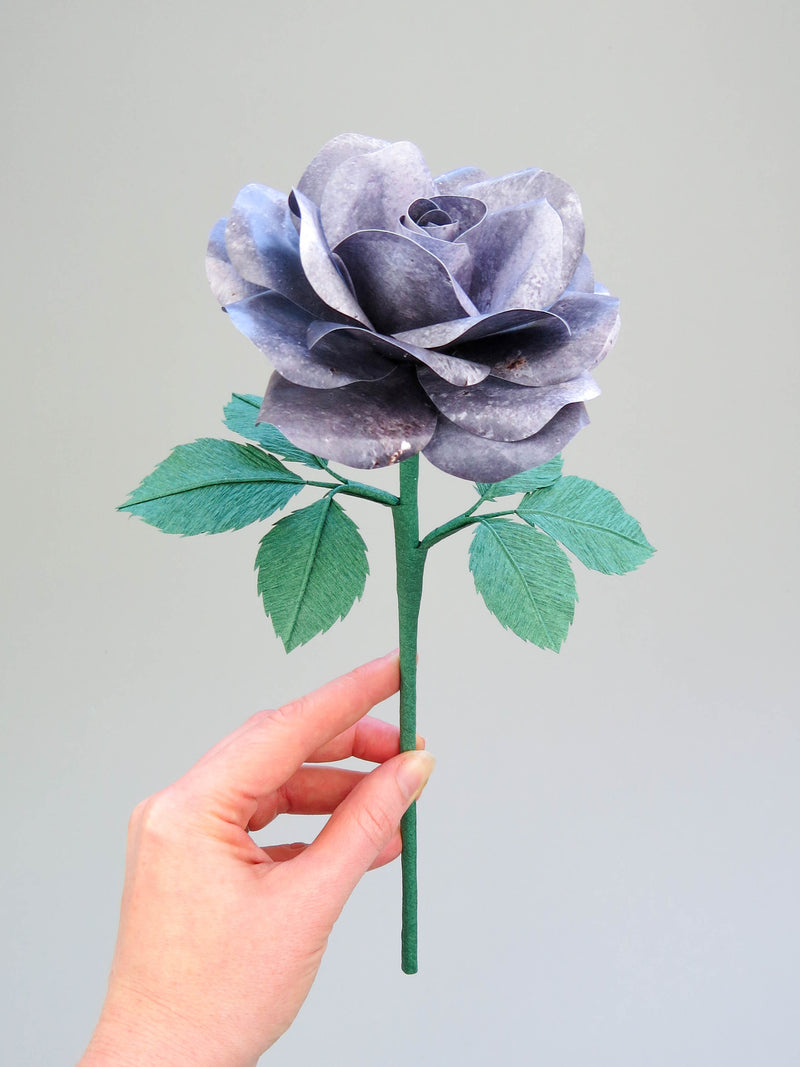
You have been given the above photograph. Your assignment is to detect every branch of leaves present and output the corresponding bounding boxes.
[433,454,655,653]
[119,393,391,652]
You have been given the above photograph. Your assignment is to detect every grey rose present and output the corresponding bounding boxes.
[206,133,620,482]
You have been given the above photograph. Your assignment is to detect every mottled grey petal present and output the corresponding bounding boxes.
[417,208,452,226]
[566,253,594,293]
[206,218,264,305]
[395,308,568,350]
[335,229,478,333]
[260,366,437,469]
[525,171,584,288]
[406,195,486,241]
[434,166,489,194]
[225,184,327,315]
[319,141,436,247]
[423,403,590,482]
[463,168,585,289]
[308,322,490,387]
[418,369,600,441]
[296,133,390,206]
[409,199,451,226]
[461,168,544,212]
[463,199,565,313]
[225,292,388,389]
[288,188,372,326]
[397,217,474,288]
[464,293,620,387]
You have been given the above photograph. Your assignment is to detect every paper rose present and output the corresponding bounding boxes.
[125,134,652,973]
[206,133,620,482]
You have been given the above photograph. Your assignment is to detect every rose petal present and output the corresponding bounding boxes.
[206,218,264,305]
[225,184,327,315]
[417,370,600,441]
[434,166,489,194]
[461,168,546,212]
[395,308,569,350]
[524,171,585,289]
[398,217,474,288]
[296,132,390,205]
[288,188,372,326]
[462,199,565,313]
[308,322,490,387]
[463,168,585,289]
[260,366,437,469]
[567,253,594,293]
[423,403,591,482]
[319,141,436,247]
[335,229,478,333]
[409,199,451,226]
[407,195,486,240]
[225,292,391,389]
[458,293,620,386]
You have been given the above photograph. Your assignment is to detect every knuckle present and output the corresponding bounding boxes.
[247,706,278,729]
[131,788,184,841]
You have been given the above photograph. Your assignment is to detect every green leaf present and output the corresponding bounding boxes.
[469,518,576,651]
[475,454,563,500]
[255,496,368,651]
[518,476,655,575]
[224,393,327,469]
[119,438,305,534]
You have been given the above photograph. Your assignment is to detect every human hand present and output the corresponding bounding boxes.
[79,651,434,1067]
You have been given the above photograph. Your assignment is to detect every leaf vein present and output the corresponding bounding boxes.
[483,521,553,647]
[285,497,331,646]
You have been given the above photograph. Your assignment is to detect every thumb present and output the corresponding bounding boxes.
[295,750,435,914]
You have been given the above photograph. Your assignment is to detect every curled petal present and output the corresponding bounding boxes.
[459,293,620,386]
[288,188,372,326]
[463,168,585,289]
[417,370,600,441]
[523,171,584,289]
[406,195,486,240]
[296,132,390,205]
[335,229,478,333]
[206,218,264,305]
[225,184,327,315]
[260,367,437,469]
[319,141,436,247]
[423,403,591,482]
[434,166,489,194]
[567,253,595,293]
[225,292,392,389]
[461,167,545,212]
[397,217,474,288]
[395,308,568,350]
[308,322,490,387]
[463,199,565,313]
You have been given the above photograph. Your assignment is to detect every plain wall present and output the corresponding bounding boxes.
[2,0,798,1063]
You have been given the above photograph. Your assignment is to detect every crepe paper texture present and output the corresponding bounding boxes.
[120,134,654,974]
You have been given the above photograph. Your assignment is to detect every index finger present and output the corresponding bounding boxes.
[182,651,400,825]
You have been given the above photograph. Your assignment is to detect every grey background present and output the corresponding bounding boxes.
[2,0,798,1064]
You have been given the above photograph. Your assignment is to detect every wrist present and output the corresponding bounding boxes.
[78,987,257,1067]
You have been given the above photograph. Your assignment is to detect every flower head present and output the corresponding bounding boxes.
[207,134,619,481]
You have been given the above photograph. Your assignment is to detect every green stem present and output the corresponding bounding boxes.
[391,454,427,974]
[305,479,399,507]
[420,507,517,551]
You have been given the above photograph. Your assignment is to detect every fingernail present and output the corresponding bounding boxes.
[396,751,436,802]
[415,733,426,750]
